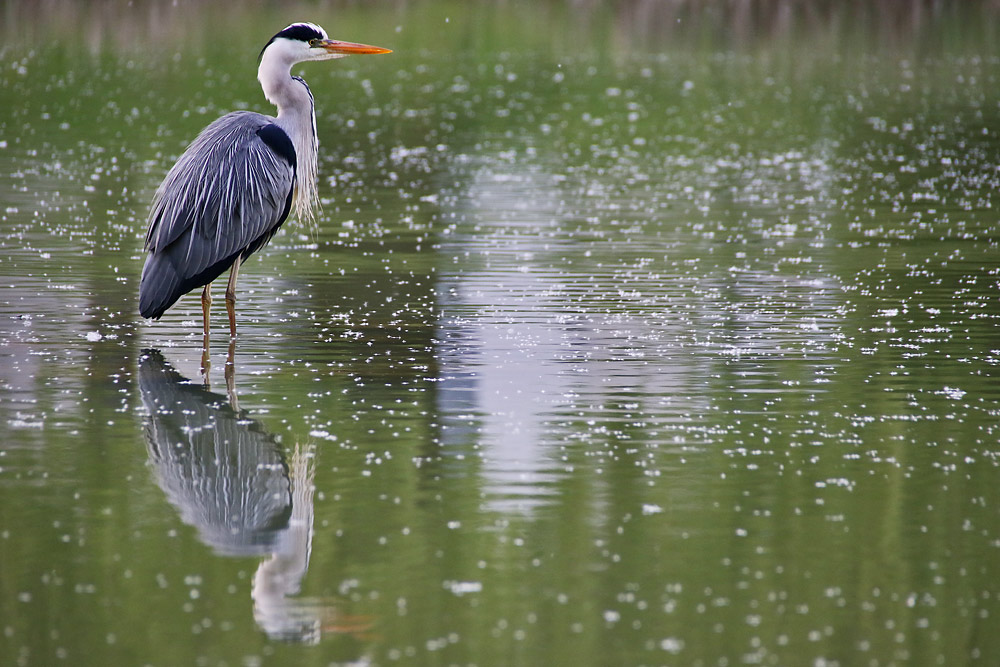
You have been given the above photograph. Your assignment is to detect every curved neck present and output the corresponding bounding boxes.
[257,56,319,221]
[258,54,309,116]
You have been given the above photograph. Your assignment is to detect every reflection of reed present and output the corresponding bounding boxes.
[138,349,366,644]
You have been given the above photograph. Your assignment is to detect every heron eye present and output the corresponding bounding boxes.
[309,39,321,47]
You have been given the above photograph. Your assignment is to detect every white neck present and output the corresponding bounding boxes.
[257,46,320,222]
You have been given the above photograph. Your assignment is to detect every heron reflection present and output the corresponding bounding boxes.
[138,349,365,643]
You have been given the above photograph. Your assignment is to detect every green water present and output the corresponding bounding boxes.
[3,2,1000,665]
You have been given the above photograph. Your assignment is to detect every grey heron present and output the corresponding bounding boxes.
[139,22,390,337]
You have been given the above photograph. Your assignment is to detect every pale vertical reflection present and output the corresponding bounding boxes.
[434,165,570,513]
[433,162,708,514]
[433,143,850,514]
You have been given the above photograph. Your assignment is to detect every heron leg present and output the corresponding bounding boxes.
[225,257,242,338]
[201,283,212,337]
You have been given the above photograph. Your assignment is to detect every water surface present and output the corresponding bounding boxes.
[3,2,1000,665]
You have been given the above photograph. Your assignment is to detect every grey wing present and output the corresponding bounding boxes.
[139,111,296,320]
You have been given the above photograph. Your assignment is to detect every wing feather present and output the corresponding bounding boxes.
[139,111,296,319]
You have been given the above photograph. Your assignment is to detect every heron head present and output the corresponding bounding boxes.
[259,22,391,65]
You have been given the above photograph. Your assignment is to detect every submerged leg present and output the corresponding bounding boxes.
[200,331,211,387]
[200,283,213,385]
[225,336,238,411]
[201,283,212,337]
[225,257,242,338]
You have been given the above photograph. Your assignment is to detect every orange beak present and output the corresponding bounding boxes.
[315,39,392,55]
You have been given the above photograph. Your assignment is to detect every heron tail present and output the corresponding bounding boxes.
[138,253,184,320]
[139,247,244,320]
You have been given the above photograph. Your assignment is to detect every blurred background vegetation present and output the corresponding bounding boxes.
[3,0,1000,57]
